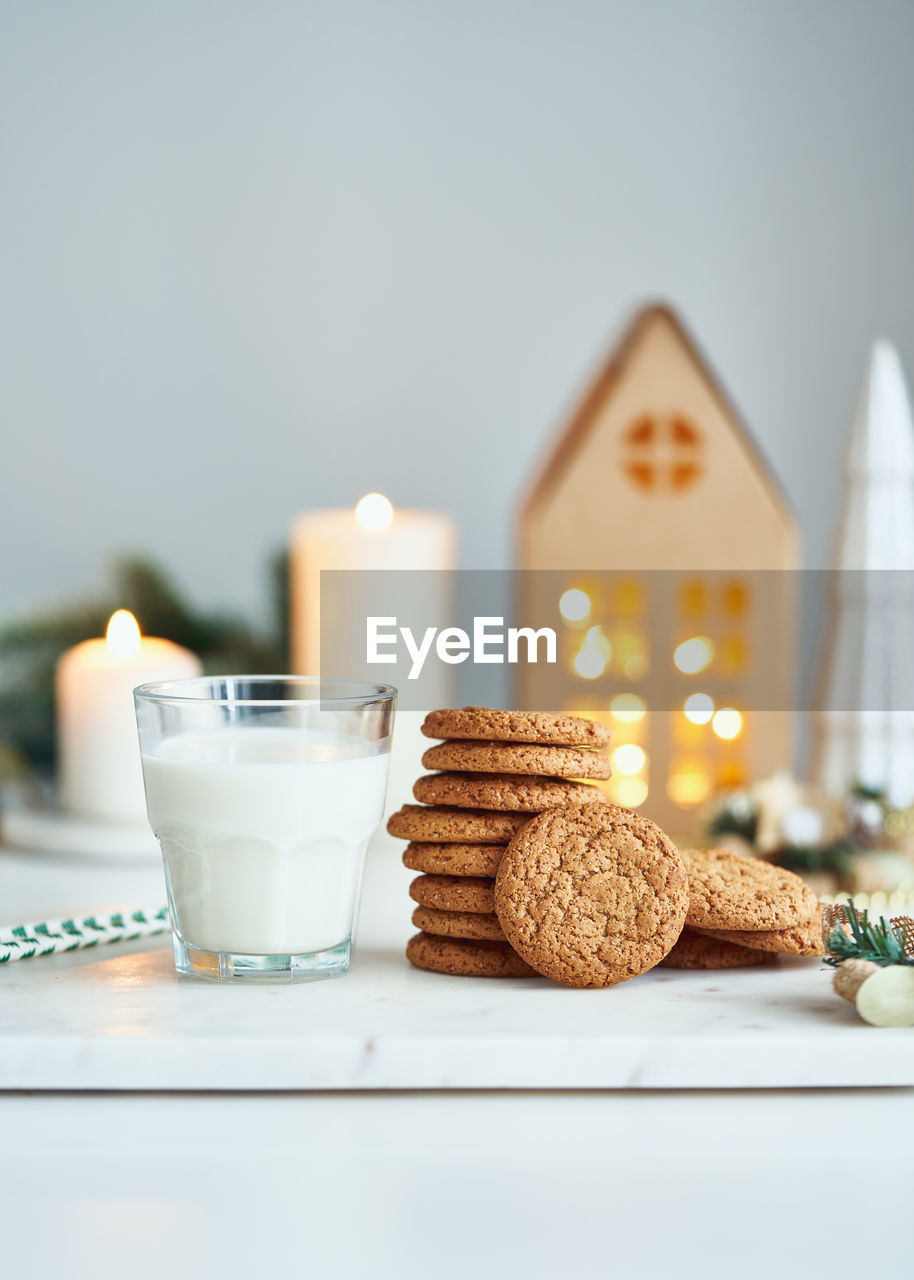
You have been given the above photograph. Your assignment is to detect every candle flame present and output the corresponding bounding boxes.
[354,492,394,531]
[106,609,141,658]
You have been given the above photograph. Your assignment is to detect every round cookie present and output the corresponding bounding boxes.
[406,932,537,978]
[684,849,820,932]
[494,804,689,988]
[409,874,495,913]
[413,772,608,813]
[403,842,506,878]
[422,707,610,747]
[411,906,506,942]
[693,914,826,957]
[660,929,777,970]
[387,805,529,844]
[422,740,612,780]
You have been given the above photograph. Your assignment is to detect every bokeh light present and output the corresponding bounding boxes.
[613,744,646,775]
[559,589,591,622]
[609,693,646,723]
[683,693,714,725]
[712,707,743,740]
[673,636,714,674]
[667,770,712,806]
[573,647,605,680]
[613,777,649,807]
[583,625,612,660]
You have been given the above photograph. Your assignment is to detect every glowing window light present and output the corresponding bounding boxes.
[613,580,643,615]
[683,693,714,725]
[680,580,706,617]
[723,580,749,616]
[613,744,646,775]
[573,647,605,680]
[615,632,641,662]
[712,707,743,740]
[613,777,649,808]
[673,635,714,674]
[609,694,646,724]
[667,771,712,807]
[720,635,748,673]
[559,589,591,623]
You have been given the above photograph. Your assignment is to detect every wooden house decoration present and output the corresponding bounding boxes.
[813,340,914,806]
[516,303,800,834]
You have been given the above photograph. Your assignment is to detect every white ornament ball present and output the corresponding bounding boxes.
[725,792,754,824]
[856,799,885,834]
[855,965,914,1027]
[780,804,825,848]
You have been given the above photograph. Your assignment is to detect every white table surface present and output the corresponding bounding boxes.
[2,830,913,1090]
[2,828,913,1276]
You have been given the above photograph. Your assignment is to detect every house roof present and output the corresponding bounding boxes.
[519,302,796,526]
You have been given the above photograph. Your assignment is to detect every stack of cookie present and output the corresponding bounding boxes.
[392,707,826,987]
[661,849,825,970]
[387,707,612,980]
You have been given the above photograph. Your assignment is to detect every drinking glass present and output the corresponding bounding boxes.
[134,676,396,982]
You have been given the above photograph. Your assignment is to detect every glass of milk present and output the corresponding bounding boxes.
[134,676,396,982]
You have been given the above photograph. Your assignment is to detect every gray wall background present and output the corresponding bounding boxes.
[2,0,913,622]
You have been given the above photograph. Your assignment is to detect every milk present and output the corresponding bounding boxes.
[141,728,389,955]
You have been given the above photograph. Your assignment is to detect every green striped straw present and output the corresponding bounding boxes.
[0,906,170,963]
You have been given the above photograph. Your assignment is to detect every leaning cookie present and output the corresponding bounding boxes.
[387,804,529,844]
[660,929,778,969]
[413,772,608,813]
[411,906,506,942]
[403,842,507,878]
[683,848,820,932]
[421,707,610,747]
[422,740,612,780]
[692,913,826,957]
[406,932,537,978]
[409,874,495,914]
[494,804,688,988]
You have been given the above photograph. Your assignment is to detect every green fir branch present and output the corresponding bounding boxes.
[708,807,758,844]
[823,900,914,968]
[776,838,857,878]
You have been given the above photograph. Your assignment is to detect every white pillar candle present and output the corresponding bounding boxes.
[289,493,458,674]
[289,495,458,835]
[56,610,202,822]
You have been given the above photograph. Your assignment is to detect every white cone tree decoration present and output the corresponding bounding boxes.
[814,341,914,806]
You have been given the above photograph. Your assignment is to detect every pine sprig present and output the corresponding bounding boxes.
[824,900,913,968]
